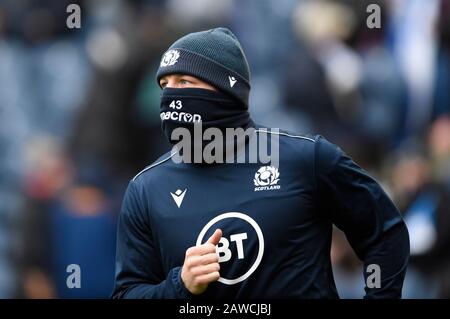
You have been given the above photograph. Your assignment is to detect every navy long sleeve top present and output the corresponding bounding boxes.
[112,129,409,299]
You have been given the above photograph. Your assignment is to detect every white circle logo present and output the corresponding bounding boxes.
[196,212,264,285]
[160,49,180,67]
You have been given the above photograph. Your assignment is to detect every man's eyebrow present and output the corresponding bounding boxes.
[160,75,173,82]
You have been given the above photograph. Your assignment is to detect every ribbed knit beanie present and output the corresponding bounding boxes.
[156,27,251,108]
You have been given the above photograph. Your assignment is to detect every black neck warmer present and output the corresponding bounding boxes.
[160,88,254,163]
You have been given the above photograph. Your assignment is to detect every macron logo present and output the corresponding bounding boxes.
[228,75,237,88]
[170,189,187,208]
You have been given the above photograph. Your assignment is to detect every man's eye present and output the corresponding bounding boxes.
[180,79,191,85]
[160,82,167,88]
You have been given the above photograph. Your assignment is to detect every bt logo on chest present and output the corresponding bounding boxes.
[196,212,264,285]
[216,233,247,263]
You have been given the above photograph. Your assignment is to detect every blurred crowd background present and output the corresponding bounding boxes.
[0,0,449,298]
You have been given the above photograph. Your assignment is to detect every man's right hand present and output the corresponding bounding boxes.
[181,229,222,295]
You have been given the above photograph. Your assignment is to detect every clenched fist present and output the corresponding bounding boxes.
[181,229,222,295]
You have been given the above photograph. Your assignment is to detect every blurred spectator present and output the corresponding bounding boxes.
[288,0,406,168]
[428,116,450,187]
[433,0,450,119]
[20,141,118,298]
[0,0,87,298]
[390,0,441,136]
[331,227,364,298]
[389,140,450,298]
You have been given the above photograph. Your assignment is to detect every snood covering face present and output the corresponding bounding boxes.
[160,88,253,163]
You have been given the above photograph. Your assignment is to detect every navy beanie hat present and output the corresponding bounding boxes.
[156,27,251,108]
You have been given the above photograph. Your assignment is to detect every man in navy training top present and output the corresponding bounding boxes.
[112,27,410,299]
